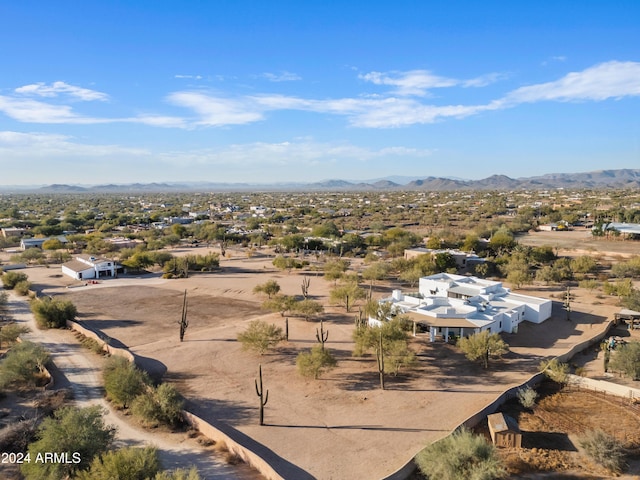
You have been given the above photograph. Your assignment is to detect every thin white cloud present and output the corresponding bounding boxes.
[359,69,506,96]
[167,91,264,126]
[0,131,148,157]
[15,81,109,101]
[0,94,188,127]
[0,95,96,123]
[4,61,640,130]
[175,74,203,80]
[359,70,458,96]
[259,71,302,82]
[504,60,640,104]
[127,115,188,128]
[156,140,432,167]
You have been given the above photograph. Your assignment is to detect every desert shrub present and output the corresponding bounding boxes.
[415,427,506,479]
[516,385,538,408]
[103,356,150,409]
[0,323,30,345]
[297,345,337,379]
[76,446,160,480]
[237,320,284,354]
[131,383,184,428]
[21,406,115,479]
[578,279,599,291]
[0,290,8,309]
[154,467,202,480]
[30,296,77,329]
[609,341,640,380]
[79,335,106,354]
[539,358,569,384]
[0,418,38,453]
[13,280,32,296]
[1,271,28,289]
[579,429,626,473]
[0,341,50,389]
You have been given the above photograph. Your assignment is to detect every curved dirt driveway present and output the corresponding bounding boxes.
[8,292,258,480]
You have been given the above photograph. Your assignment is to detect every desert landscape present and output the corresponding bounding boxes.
[5,234,635,480]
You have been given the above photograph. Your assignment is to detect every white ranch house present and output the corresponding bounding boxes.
[61,254,116,281]
[371,273,552,342]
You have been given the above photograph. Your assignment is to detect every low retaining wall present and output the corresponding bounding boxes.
[66,319,135,363]
[182,411,286,480]
[567,374,640,399]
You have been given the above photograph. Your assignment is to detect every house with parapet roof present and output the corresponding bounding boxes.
[61,254,116,281]
[370,273,552,342]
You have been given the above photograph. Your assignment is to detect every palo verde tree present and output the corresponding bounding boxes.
[457,330,509,369]
[253,279,281,299]
[609,341,640,380]
[21,406,116,480]
[330,276,366,313]
[0,340,50,389]
[30,296,77,329]
[75,446,161,480]
[297,345,337,380]
[262,294,296,317]
[238,320,285,355]
[353,317,412,390]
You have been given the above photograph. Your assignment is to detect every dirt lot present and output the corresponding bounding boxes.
[2,244,624,480]
[517,229,640,260]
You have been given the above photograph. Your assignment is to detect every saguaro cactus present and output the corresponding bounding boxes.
[255,364,269,426]
[179,289,189,342]
[315,318,329,351]
[376,329,385,390]
[301,276,311,299]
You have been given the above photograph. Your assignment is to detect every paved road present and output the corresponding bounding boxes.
[8,292,256,480]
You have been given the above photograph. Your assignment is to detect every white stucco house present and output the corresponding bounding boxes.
[370,273,552,342]
[61,254,116,281]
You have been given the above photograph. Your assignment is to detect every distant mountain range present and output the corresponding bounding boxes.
[2,169,640,193]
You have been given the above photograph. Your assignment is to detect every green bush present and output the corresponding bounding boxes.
[154,467,202,480]
[103,356,150,409]
[297,345,337,379]
[237,320,284,355]
[516,385,538,408]
[30,297,77,329]
[1,271,28,289]
[579,429,626,473]
[76,446,160,480]
[415,427,506,479]
[21,406,115,480]
[609,341,640,380]
[131,383,184,428]
[0,323,30,346]
[0,341,50,389]
[14,280,32,296]
[131,383,184,427]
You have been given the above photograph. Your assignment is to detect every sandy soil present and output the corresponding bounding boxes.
[517,229,640,260]
[5,244,626,480]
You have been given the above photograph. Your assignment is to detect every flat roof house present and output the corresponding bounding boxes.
[370,273,552,342]
[62,254,116,281]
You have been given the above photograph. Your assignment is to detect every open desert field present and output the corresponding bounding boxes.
[10,245,624,480]
[517,229,640,260]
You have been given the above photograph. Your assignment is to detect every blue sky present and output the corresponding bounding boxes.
[1,1,639,185]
